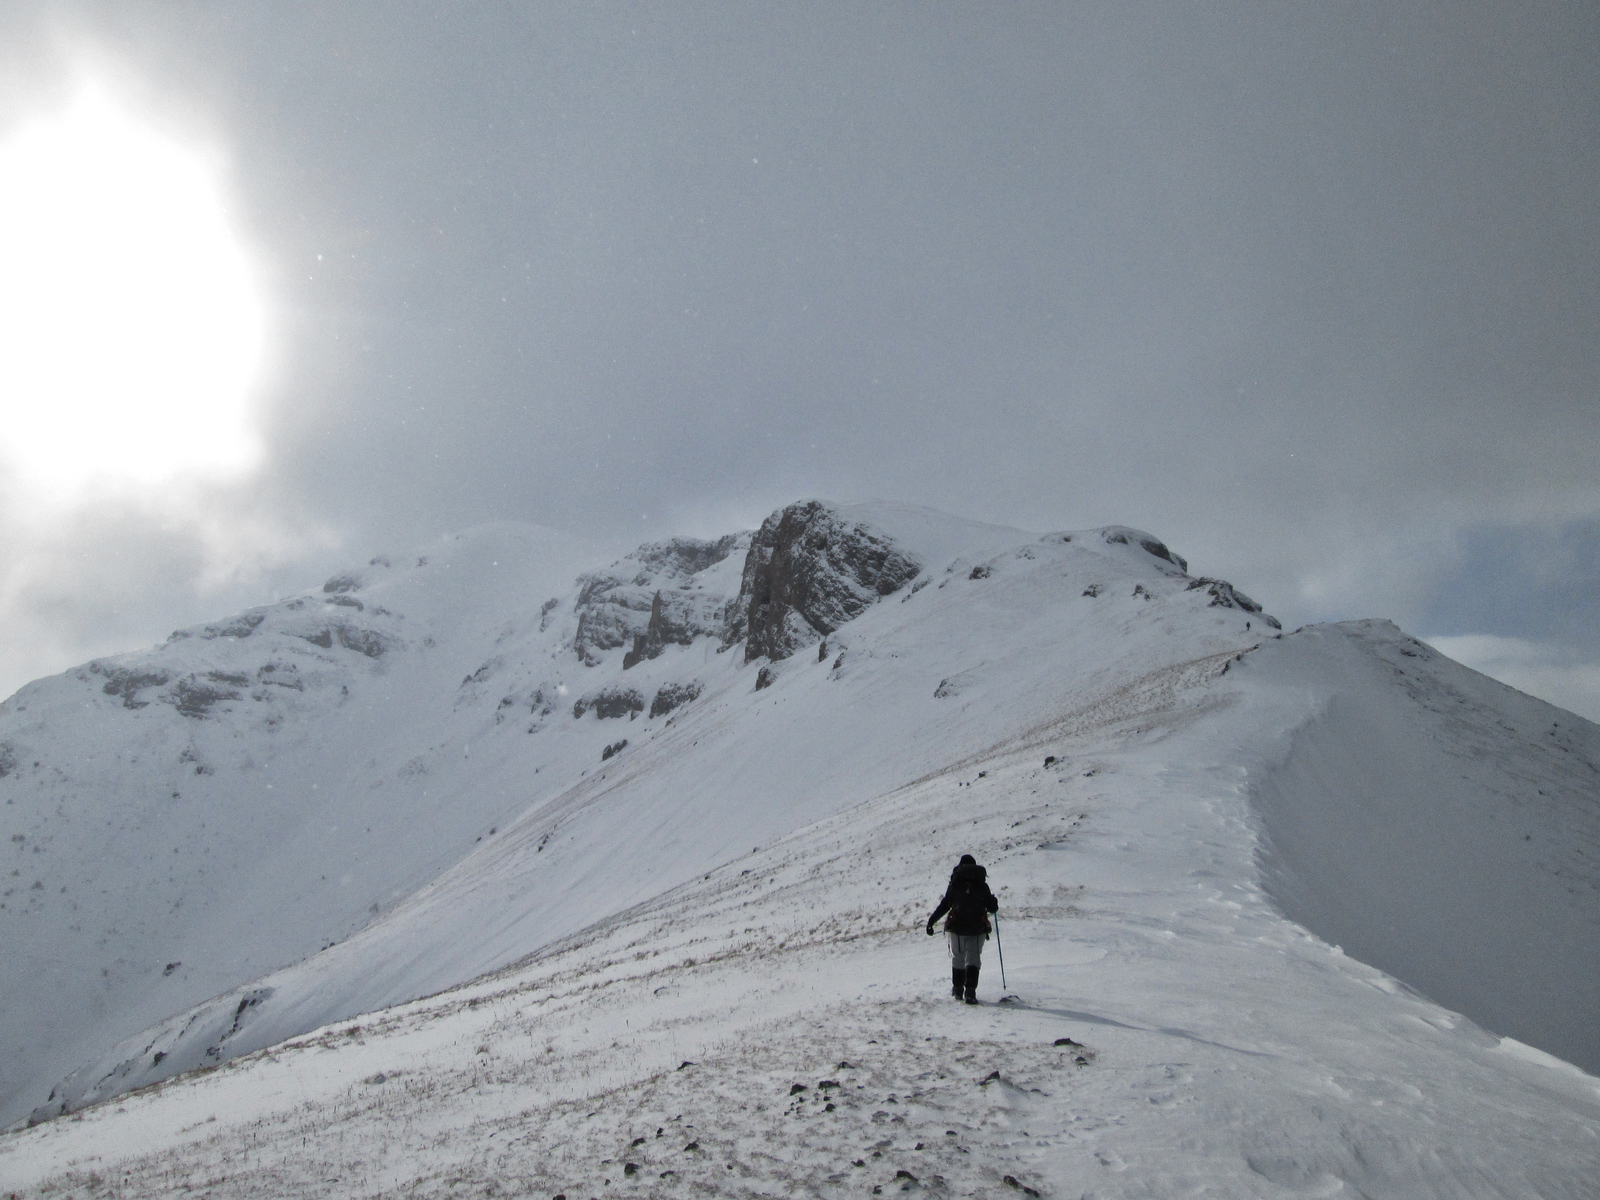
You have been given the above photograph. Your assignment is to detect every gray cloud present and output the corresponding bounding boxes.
[0,2,1596,709]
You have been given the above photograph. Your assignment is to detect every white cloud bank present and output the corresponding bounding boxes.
[1424,634,1600,725]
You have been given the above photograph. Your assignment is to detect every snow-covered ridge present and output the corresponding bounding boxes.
[1238,619,1600,1073]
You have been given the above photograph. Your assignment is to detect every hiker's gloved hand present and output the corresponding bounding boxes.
[925,920,936,936]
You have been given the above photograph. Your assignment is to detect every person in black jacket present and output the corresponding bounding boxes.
[926,854,999,1004]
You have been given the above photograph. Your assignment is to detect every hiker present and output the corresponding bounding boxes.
[926,854,998,1004]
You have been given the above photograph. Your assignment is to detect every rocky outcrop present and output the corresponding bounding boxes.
[621,592,672,670]
[649,682,702,718]
[1186,578,1281,628]
[1099,527,1188,573]
[725,502,921,663]
[572,686,645,720]
[172,677,242,719]
[92,665,173,709]
[322,572,364,595]
[572,535,746,667]
[166,611,266,643]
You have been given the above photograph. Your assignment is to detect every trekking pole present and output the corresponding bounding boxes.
[995,913,1007,989]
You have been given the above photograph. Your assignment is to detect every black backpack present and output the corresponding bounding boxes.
[950,873,992,932]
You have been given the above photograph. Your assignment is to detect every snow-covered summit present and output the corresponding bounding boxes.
[3,500,1597,1197]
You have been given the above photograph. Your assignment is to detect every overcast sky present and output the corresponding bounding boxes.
[1,2,1596,718]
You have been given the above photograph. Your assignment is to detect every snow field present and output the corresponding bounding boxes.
[7,651,1598,1197]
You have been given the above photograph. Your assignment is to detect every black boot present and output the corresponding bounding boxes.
[964,964,980,1004]
[952,967,965,999]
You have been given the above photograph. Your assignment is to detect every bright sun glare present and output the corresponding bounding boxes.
[0,84,265,499]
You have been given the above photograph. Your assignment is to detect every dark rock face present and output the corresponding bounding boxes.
[1186,578,1282,628]
[572,535,746,666]
[573,686,645,720]
[168,611,267,643]
[622,592,672,670]
[334,626,388,658]
[93,665,173,709]
[172,677,241,719]
[297,624,388,657]
[726,501,921,663]
[649,682,701,718]
[322,573,363,594]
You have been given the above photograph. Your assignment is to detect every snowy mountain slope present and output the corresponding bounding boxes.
[1226,620,1600,1074]
[5,598,1597,1197]
[15,503,1269,1125]
[0,522,634,1130]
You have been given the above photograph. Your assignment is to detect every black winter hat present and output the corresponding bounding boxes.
[958,854,977,866]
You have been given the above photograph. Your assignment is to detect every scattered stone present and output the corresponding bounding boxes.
[601,740,628,761]
[1052,1037,1082,1047]
[1003,1176,1040,1197]
[623,1162,638,1176]
[789,1083,808,1095]
[756,665,775,691]
[1043,756,1056,768]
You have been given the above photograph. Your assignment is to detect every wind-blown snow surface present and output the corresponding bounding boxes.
[3,501,1598,1196]
[0,523,611,1128]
